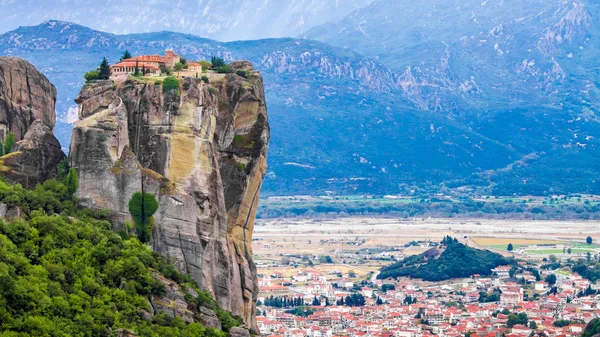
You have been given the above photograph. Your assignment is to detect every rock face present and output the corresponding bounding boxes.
[69,61,269,332]
[0,120,66,187]
[0,57,65,186]
[0,57,57,140]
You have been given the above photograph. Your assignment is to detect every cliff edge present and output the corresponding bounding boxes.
[69,61,269,332]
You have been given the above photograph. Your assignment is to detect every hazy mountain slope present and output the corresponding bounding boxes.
[0,0,373,41]
[0,21,526,195]
[303,0,600,194]
[304,0,600,112]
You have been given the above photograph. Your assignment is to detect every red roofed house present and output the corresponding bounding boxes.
[110,50,182,76]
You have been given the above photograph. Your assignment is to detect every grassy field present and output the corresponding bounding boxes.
[472,237,562,246]
[524,248,596,254]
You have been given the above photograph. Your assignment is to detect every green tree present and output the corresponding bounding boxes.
[174,62,185,77]
[65,168,79,196]
[587,236,593,245]
[545,274,557,286]
[84,70,99,81]
[506,312,528,328]
[216,65,231,73]
[98,57,111,80]
[568,247,572,254]
[529,321,538,329]
[120,50,132,61]
[4,131,16,155]
[507,243,514,252]
[128,191,159,243]
[162,76,180,93]
[211,56,226,69]
[134,59,140,76]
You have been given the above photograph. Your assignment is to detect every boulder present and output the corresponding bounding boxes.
[0,119,65,187]
[229,327,251,337]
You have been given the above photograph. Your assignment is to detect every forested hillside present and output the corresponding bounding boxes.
[0,173,239,336]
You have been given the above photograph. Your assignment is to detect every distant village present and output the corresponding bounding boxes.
[256,262,599,337]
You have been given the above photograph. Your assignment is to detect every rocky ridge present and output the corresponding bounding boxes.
[69,62,269,332]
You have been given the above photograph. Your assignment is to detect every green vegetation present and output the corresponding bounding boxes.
[210,56,226,69]
[0,174,236,336]
[545,274,557,285]
[201,76,209,83]
[507,243,513,252]
[554,319,573,327]
[285,307,315,317]
[3,132,16,155]
[128,192,159,244]
[587,236,593,245]
[159,65,172,76]
[232,134,254,149]
[381,284,395,293]
[216,65,232,74]
[573,262,600,282]
[65,168,78,197]
[120,50,132,61]
[174,62,186,76]
[162,76,180,93]
[583,318,600,337]
[134,59,140,76]
[506,312,528,328]
[199,60,212,70]
[378,239,510,281]
[84,70,99,82]
[257,194,600,220]
[478,290,501,303]
[98,57,110,80]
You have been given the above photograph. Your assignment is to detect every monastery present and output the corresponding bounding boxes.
[110,50,202,76]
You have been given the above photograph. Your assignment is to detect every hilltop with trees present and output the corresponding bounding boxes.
[378,236,511,281]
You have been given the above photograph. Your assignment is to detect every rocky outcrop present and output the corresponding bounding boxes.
[0,57,57,140]
[0,120,66,187]
[150,274,195,323]
[0,57,65,187]
[70,61,269,332]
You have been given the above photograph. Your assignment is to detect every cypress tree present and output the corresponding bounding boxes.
[3,132,15,155]
[65,168,79,196]
[128,191,159,243]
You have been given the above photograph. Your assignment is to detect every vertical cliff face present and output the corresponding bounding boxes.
[0,57,57,139]
[0,57,65,187]
[69,61,269,332]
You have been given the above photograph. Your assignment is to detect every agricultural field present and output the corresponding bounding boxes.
[253,217,600,268]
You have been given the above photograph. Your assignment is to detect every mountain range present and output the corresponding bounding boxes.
[1,0,600,196]
[0,0,372,41]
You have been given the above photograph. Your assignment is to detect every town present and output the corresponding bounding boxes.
[253,218,600,337]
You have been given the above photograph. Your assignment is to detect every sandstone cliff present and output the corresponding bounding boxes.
[0,57,65,186]
[70,61,269,332]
